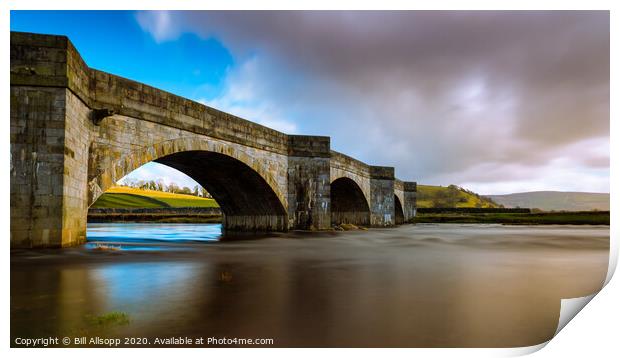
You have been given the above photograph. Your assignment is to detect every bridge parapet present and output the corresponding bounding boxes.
[369,166,394,180]
[330,151,370,177]
[288,135,330,157]
[403,181,417,192]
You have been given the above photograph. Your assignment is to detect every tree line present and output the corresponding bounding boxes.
[418,184,502,208]
[120,178,212,198]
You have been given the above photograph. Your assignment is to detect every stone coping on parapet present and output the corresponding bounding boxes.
[369,166,395,180]
[288,135,331,158]
[403,181,417,192]
[330,150,371,176]
[396,179,418,192]
[332,150,412,183]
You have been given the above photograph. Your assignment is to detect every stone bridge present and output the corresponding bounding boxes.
[10,32,417,248]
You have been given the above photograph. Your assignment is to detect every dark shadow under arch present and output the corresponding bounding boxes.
[394,195,404,225]
[154,151,287,232]
[330,177,370,226]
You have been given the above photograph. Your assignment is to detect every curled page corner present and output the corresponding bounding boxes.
[604,232,618,286]
[502,341,549,357]
[509,247,615,357]
[554,293,598,337]
[504,293,600,357]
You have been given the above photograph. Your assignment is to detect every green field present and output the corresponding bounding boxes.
[417,184,499,208]
[414,211,610,225]
[91,186,219,209]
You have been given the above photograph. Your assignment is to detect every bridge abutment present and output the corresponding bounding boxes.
[10,86,90,248]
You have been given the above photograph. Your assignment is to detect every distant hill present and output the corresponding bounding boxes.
[92,186,219,209]
[485,191,609,211]
[417,185,499,208]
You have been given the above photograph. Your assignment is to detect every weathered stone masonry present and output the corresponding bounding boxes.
[10,31,417,248]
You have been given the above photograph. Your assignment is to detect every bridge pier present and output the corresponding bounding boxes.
[369,166,396,227]
[402,181,418,222]
[394,180,418,224]
[287,136,332,230]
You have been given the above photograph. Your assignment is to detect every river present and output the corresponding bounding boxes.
[10,223,609,347]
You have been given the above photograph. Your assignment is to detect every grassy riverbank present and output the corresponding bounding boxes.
[92,186,219,209]
[414,211,610,225]
[89,187,222,223]
[88,213,222,223]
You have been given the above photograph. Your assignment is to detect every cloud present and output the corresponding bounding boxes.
[118,162,200,189]
[195,56,299,134]
[136,11,609,194]
[135,10,180,43]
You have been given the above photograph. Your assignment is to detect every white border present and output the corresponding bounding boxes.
[2,1,617,357]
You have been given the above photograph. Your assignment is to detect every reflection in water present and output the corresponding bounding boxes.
[85,223,222,251]
[87,223,222,243]
[11,224,609,347]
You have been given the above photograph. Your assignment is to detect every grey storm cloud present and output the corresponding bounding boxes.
[137,10,609,194]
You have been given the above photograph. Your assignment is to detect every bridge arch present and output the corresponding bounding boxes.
[394,194,404,225]
[329,170,371,206]
[88,136,288,232]
[330,177,370,226]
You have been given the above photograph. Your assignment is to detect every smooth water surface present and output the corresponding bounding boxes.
[11,223,609,347]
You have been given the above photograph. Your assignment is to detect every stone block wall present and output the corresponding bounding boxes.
[369,166,396,227]
[403,181,418,222]
[287,136,331,230]
[62,89,93,246]
[10,87,93,248]
[10,87,68,247]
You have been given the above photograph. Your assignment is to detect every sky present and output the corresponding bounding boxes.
[10,10,610,194]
